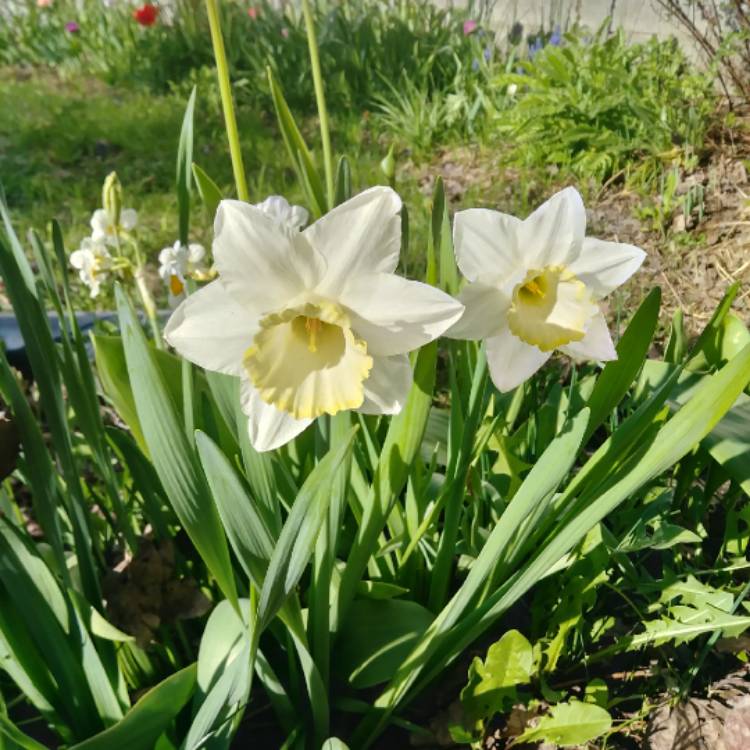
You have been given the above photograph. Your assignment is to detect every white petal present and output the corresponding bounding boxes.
[340,273,464,356]
[163,280,258,376]
[213,200,325,315]
[158,246,174,265]
[485,327,551,392]
[290,205,309,230]
[358,354,413,415]
[452,208,523,283]
[240,379,312,452]
[70,249,91,270]
[567,237,646,297]
[90,209,109,237]
[188,243,206,263]
[447,281,509,340]
[559,312,617,361]
[518,187,585,268]
[306,187,402,294]
[121,208,138,230]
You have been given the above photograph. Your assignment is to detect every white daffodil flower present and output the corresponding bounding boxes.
[70,237,113,298]
[90,207,138,246]
[158,241,207,307]
[254,195,309,232]
[165,187,463,452]
[449,187,645,391]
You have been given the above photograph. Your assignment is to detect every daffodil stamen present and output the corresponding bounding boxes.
[519,276,545,299]
[507,266,597,352]
[305,317,322,352]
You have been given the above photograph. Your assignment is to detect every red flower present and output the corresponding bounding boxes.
[133,3,158,26]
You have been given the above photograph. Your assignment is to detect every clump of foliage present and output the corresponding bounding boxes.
[493,27,717,189]
[0,0,487,115]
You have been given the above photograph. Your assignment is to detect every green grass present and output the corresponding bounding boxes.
[0,67,493,306]
[1,69,275,253]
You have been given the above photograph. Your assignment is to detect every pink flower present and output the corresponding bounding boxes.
[463,19,478,35]
[281,26,289,38]
[65,20,80,33]
[247,6,259,19]
[37,0,53,7]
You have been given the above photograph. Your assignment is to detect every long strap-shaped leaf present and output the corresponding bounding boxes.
[258,426,358,631]
[333,343,437,632]
[0,231,99,602]
[116,286,237,609]
[70,665,197,750]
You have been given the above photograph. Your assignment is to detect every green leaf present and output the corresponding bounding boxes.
[267,67,326,217]
[335,344,438,630]
[0,229,98,602]
[191,163,223,220]
[702,394,750,498]
[472,630,533,689]
[67,589,134,643]
[186,600,254,750]
[0,518,102,738]
[336,599,434,689]
[115,286,237,609]
[0,184,35,292]
[0,716,49,750]
[333,155,352,206]
[93,334,190,452]
[584,287,660,440]
[431,177,458,294]
[514,701,611,747]
[0,353,65,573]
[664,308,687,363]
[686,282,738,370]
[353,410,590,745]
[460,630,533,722]
[177,87,196,246]
[195,430,275,587]
[258,427,357,629]
[70,665,197,750]
[355,581,409,600]
[93,335,145,448]
[584,679,608,708]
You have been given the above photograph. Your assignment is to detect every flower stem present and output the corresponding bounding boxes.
[301,0,334,210]
[205,0,249,202]
[134,266,163,349]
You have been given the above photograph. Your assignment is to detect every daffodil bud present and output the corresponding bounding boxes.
[102,172,123,227]
[380,145,396,187]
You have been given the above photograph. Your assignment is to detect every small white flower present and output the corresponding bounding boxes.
[70,237,113,298]
[448,187,645,391]
[506,83,518,96]
[254,195,309,232]
[90,207,138,246]
[165,187,463,452]
[158,241,207,307]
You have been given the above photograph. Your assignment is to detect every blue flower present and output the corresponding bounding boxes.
[550,25,562,46]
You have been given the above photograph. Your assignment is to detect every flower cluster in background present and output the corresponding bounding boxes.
[158,241,208,307]
[70,172,138,298]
